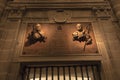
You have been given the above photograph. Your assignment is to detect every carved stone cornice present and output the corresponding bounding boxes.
[92,6,111,19]
[7,1,110,9]
[6,6,26,19]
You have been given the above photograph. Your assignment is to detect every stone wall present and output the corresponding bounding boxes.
[0,16,21,80]
[0,0,120,80]
[108,0,120,79]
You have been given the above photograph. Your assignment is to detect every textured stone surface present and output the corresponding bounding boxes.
[0,0,120,80]
[100,20,120,80]
[112,0,120,18]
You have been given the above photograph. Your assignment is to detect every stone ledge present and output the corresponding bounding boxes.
[7,1,109,9]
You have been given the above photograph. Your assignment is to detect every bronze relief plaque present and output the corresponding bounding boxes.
[22,23,98,56]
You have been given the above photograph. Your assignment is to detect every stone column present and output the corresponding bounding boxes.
[108,1,120,79]
[0,0,6,16]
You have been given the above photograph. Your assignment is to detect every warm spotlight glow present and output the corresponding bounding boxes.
[30,78,39,80]
[76,23,82,31]
[30,77,91,80]
[35,23,42,31]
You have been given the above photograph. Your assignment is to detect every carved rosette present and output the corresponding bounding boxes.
[53,10,71,23]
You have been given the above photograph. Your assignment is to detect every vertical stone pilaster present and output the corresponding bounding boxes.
[0,19,22,80]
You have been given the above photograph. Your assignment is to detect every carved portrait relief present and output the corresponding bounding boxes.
[23,23,98,56]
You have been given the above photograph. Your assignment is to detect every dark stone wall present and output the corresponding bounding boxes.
[0,0,120,80]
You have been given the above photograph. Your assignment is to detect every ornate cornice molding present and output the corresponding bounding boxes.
[7,1,110,9]
[5,1,112,20]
